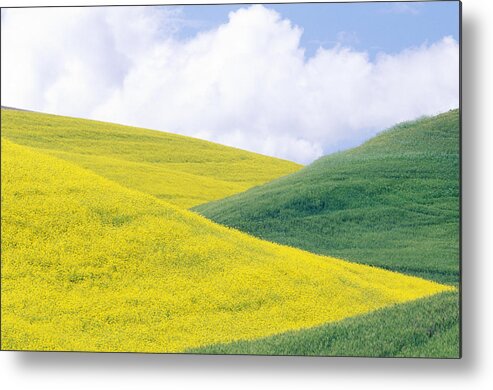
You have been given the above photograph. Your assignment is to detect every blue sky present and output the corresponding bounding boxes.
[175,1,459,58]
[1,3,460,163]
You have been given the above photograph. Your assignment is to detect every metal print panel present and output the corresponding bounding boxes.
[0,1,461,358]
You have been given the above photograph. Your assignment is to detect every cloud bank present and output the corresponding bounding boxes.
[1,5,459,164]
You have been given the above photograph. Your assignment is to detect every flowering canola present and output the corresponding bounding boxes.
[1,139,454,352]
[1,109,302,208]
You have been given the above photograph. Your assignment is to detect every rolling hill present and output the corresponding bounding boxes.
[191,291,459,357]
[1,108,301,208]
[1,139,452,353]
[192,109,460,357]
[195,109,460,284]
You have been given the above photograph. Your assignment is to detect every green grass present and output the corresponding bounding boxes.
[195,109,460,284]
[195,109,460,357]
[1,109,301,208]
[190,291,460,358]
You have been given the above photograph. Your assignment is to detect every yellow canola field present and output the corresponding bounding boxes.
[1,140,454,353]
[1,109,302,208]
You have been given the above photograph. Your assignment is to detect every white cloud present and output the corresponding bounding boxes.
[335,31,360,46]
[1,5,459,164]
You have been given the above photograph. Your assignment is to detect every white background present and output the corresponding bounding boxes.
[0,0,491,389]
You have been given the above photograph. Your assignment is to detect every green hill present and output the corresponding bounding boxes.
[191,291,459,357]
[195,109,460,284]
[193,109,460,357]
[1,109,301,208]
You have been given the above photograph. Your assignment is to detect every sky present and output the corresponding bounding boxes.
[1,2,460,164]
[179,2,460,59]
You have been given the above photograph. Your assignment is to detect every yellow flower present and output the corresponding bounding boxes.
[1,138,453,353]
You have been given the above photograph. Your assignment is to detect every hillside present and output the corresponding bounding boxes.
[1,139,452,353]
[0,109,301,208]
[195,109,460,284]
[192,291,459,357]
